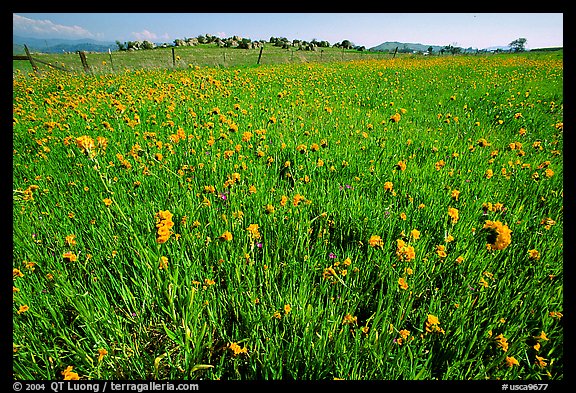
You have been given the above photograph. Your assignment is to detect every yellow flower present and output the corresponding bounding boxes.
[383,181,393,191]
[65,234,77,246]
[447,207,459,224]
[220,231,233,242]
[425,314,445,334]
[63,251,77,262]
[228,342,248,356]
[103,198,113,206]
[246,224,261,239]
[292,193,305,206]
[396,240,416,261]
[390,113,401,123]
[159,256,168,270]
[494,333,509,352]
[62,366,80,380]
[436,245,447,258]
[76,135,95,155]
[483,220,512,250]
[284,304,291,314]
[549,311,563,320]
[369,235,384,248]
[155,210,174,243]
[505,356,520,367]
[398,277,409,290]
[435,160,445,171]
[396,160,407,171]
[535,355,548,368]
[342,314,357,325]
[527,249,540,260]
[97,348,108,362]
[534,331,549,341]
[17,305,29,314]
[410,229,420,240]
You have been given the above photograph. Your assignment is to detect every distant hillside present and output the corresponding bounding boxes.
[369,41,444,53]
[13,35,116,54]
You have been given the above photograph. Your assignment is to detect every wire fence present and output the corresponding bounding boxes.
[13,44,401,75]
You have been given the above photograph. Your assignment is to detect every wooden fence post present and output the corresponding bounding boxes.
[172,47,176,67]
[78,51,91,73]
[108,48,115,70]
[24,45,39,74]
[257,46,263,65]
[393,47,398,58]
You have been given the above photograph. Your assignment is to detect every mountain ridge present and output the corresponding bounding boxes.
[13,34,117,54]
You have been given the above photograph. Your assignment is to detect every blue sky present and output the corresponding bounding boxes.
[13,13,563,50]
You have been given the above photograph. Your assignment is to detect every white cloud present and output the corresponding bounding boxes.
[13,14,96,39]
[131,29,161,41]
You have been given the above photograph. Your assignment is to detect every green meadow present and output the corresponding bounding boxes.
[13,49,563,380]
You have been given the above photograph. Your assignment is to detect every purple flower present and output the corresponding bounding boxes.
[256,242,263,249]
[329,252,336,259]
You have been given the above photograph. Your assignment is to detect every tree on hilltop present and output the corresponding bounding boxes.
[509,38,527,52]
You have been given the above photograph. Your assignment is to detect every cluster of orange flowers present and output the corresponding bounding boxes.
[155,210,174,243]
[483,220,512,250]
[322,257,352,281]
[395,239,415,262]
[20,184,39,201]
[75,135,107,158]
[228,342,248,357]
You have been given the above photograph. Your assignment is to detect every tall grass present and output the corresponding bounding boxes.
[13,52,563,381]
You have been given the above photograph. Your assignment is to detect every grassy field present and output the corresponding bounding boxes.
[13,44,392,74]
[12,49,563,381]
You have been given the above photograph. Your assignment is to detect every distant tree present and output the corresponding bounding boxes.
[509,38,527,52]
[238,38,252,49]
[443,44,462,55]
[115,40,126,51]
[427,46,433,55]
[341,40,354,49]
